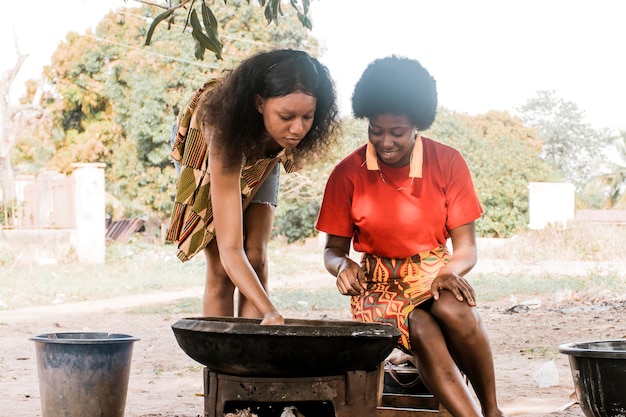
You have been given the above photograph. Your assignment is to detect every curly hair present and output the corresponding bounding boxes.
[197,49,340,169]
[351,56,438,131]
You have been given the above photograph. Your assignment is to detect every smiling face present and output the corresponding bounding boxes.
[368,113,417,167]
[256,92,317,151]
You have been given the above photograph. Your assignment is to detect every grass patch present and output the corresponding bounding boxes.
[487,223,626,262]
[0,242,205,310]
[1,224,625,311]
[267,237,327,277]
[127,288,348,316]
[128,297,202,315]
[272,288,347,311]
[472,273,626,302]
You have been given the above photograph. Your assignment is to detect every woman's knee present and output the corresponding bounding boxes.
[244,244,268,272]
[203,244,235,294]
[243,204,273,272]
[432,292,481,333]
[408,307,438,342]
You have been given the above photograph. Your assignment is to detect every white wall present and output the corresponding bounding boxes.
[528,182,575,229]
[72,164,106,263]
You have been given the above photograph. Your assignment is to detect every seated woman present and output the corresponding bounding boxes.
[316,56,505,417]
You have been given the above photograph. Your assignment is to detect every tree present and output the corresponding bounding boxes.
[429,109,559,237]
[1,54,27,202]
[14,2,319,221]
[1,40,46,208]
[518,90,606,190]
[586,130,626,208]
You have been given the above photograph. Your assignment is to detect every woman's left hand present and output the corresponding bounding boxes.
[433,222,479,306]
[431,267,476,306]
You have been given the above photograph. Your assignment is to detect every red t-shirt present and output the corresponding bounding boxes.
[316,137,483,258]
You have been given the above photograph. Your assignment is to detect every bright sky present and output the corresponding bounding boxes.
[3,0,625,131]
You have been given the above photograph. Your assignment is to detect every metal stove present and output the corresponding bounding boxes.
[203,367,381,417]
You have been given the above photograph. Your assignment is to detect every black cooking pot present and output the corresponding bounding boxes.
[172,317,401,377]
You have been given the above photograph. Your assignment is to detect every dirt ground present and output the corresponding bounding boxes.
[1,275,624,417]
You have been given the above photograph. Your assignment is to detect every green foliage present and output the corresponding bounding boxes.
[143,0,313,60]
[274,171,323,243]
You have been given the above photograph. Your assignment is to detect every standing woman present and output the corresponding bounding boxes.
[316,56,504,417]
[167,49,340,325]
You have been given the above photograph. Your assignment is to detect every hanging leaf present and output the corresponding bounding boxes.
[289,0,311,28]
[144,9,175,46]
[297,12,312,30]
[263,5,272,24]
[189,9,203,33]
[201,1,222,52]
[191,29,222,59]
[206,28,223,54]
[193,38,206,60]
[201,1,218,30]
[270,0,281,20]
[190,9,222,59]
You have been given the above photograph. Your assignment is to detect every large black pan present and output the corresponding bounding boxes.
[172,317,401,377]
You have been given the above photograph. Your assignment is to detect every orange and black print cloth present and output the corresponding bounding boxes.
[351,245,451,350]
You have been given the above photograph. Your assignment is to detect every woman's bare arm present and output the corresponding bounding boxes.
[208,136,283,325]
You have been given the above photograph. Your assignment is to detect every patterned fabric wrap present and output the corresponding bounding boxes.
[166,80,296,262]
[351,245,451,350]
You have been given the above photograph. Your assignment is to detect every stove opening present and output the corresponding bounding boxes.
[224,400,336,416]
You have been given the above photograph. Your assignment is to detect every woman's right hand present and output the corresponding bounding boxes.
[260,310,285,325]
[323,234,366,296]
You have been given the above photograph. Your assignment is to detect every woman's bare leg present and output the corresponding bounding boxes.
[239,202,275,317]
[409,307,482,417]
[202,240,235,316]
[430,292,504,417]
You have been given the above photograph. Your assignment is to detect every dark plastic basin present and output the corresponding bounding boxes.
[559,339,626,417]
[172,317,401,377]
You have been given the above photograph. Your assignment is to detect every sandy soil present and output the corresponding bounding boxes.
[1,275,624,417]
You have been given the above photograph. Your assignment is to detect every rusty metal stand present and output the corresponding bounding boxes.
[203,367,381,417]
[377,392,452,417]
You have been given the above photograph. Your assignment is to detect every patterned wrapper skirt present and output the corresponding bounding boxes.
[351,245,451,351]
